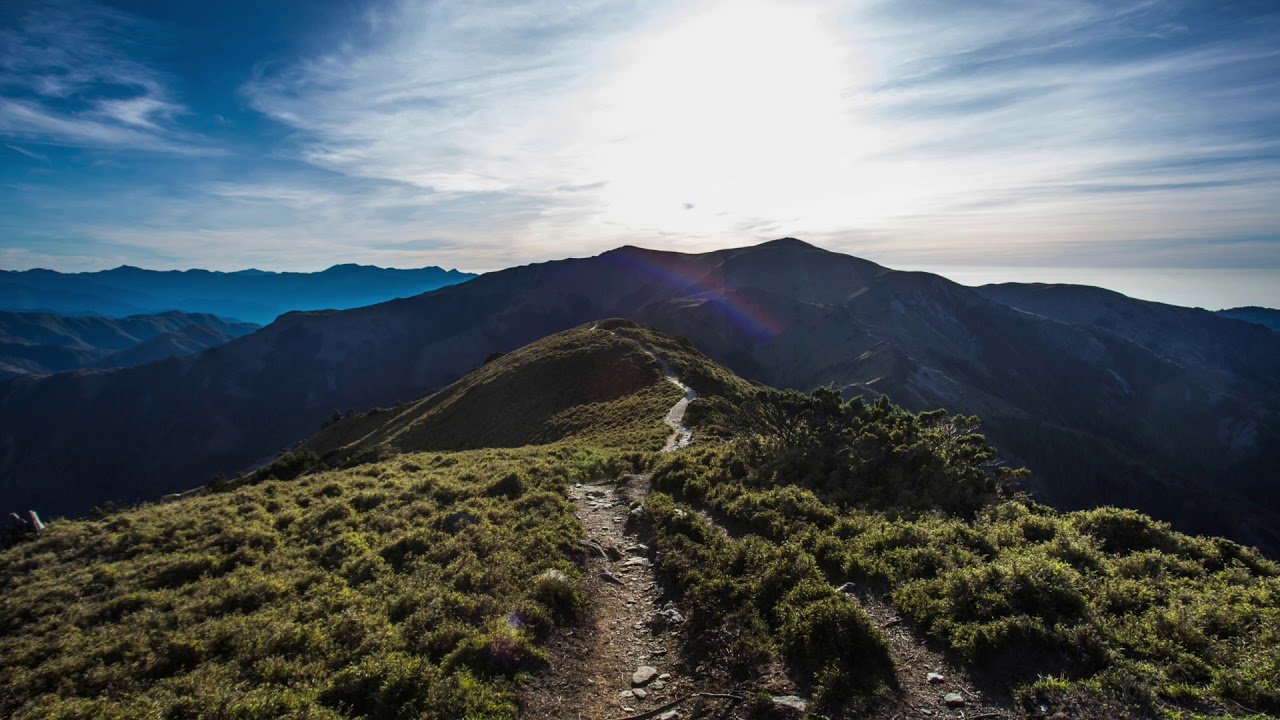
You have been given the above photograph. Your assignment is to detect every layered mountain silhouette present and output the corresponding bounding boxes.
[2,239,1276,554]
[1218,306,1280,332]
[0,263,475,324]
[0,310,260,378]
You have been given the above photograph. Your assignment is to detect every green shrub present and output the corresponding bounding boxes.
[648,426,1280,718]
[443,621,547,675]
[531,568,582,619]
[776,582,886,679]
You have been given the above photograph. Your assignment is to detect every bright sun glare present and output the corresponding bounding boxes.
[574,1,904,235]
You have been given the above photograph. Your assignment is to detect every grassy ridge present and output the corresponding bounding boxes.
[0,321,749,719]
[4,322,1277,719]
[301,320,751,465]
[0,322,731,719]
[0,445,644,719]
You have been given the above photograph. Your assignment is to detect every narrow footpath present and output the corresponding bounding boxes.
[523,334,1011,719]
[520,342,704,719]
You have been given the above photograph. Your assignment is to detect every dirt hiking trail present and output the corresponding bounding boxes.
[520,341,730,719]
[521,334,1014,719]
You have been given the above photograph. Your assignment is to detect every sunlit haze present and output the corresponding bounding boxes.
[2,0,1278,308]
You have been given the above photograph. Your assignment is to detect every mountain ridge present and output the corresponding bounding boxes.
[0,310,260,378]
[1,239,1276,556]
[1217,305,1280,331]
[0,263,475,324]
[3,322,1276,719]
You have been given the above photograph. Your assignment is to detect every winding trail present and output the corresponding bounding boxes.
[630,341,697,452]
[520,339,703,720]
[523,327,1013,718]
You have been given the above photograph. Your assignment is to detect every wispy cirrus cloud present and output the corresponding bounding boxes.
[240,0,1280,269]
[4,142,47,162]
[0,0,212,154]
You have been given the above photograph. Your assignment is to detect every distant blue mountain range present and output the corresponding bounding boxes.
[1217,306,1280,332]
[0,264,476,324]
[0,310,261,378]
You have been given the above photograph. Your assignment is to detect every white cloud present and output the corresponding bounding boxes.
[0,0,211,153]
[0,98,213,155]
[4,143,48,162]
[6,0,1275,282]
[237,0,1280,268]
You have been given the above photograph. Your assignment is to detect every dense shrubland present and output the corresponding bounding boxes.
[644,387,1280,717]
[641,492,894,713]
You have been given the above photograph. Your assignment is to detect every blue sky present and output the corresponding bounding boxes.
[1,0,1278,307]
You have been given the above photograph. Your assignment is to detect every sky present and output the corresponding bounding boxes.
[1,0,1278,308]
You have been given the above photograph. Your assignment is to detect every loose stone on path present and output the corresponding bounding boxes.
[632,665,659,686]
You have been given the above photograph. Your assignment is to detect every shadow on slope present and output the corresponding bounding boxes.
[300,319,754,464]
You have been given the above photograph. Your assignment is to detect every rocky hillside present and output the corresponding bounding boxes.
[2,239,1277,558]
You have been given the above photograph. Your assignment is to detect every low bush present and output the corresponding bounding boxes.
[643,491,892,711]
[646,385,1280,717]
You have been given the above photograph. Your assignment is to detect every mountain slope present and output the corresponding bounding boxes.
[2,239,1276,557]
[976,282,1280,386]
[0,263,475,324]
[974,282,1280,529]
[301,319,747,464]
[3,325,1276,720]
[0,310,260,377]
[98,323,246,369]
[1218,305,1280,332]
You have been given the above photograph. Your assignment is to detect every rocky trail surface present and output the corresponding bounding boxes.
[632,341,696,453]
[521,344,733,719]
[519,475,718,719]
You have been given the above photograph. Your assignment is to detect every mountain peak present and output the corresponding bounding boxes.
[758,237,821,250]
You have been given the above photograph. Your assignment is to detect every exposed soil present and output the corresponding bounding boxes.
[519,476,700,719]
[520,345,726,719]
[857,594,1019,720]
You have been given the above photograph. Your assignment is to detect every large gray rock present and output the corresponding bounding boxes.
[649,603,685,633]
[632,665,659,686]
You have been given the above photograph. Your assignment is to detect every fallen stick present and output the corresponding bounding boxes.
[608,691,744,720]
